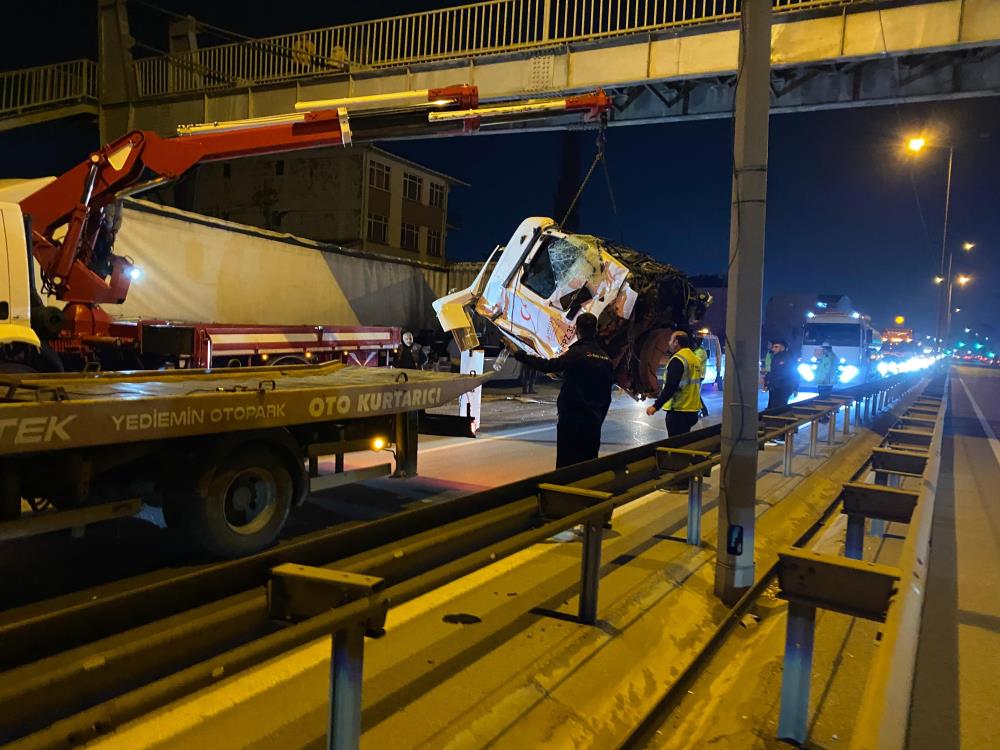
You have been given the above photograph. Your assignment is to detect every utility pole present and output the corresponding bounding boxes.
[714,0,772,605]
[935,147,954,348]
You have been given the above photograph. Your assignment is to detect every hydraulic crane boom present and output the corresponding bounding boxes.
[17,86,610,340]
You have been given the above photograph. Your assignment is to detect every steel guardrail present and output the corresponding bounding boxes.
[848,374,947,750]
[771,371,947,746]
[0,372,921,749]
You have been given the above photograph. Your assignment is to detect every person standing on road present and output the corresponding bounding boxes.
[393,330,426,370]
[691,334,710,418]
[512,312,613,468]
[764,340,798,410]
[814,342,837,400]
[761,340,773,388]
[520,359,538,395]
[645,330,704,436]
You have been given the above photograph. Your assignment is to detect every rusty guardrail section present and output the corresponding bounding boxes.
[774,371,947,747]
[0,372,919,750]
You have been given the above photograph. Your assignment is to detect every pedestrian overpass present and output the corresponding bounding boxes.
[2,0,999,140]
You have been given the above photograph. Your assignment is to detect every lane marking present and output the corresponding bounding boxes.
[419,423,555,454]
[958,376,1000,467]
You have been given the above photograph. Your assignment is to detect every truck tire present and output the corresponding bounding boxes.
[178,447,293,558]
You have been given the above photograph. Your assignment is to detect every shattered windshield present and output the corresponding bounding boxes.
[521,234,602,299]
[550,235,602,288]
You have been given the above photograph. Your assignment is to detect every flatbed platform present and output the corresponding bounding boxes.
[0,364,487,455]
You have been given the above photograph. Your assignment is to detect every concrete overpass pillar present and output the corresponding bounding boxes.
[97,0,137,141]
[714,0,772,605]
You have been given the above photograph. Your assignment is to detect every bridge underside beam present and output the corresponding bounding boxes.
[0,103,98,135]
[608,45,1000,126]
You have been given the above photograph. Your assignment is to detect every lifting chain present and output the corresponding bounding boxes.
[558,114,618,231]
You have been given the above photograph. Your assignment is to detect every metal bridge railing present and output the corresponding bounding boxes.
[0,59,98,118]
[133,0,856,98]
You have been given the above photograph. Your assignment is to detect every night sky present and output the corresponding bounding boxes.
[3,1,998,338]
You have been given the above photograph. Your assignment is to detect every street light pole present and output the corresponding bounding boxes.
[943,250,955,346]
[936,146,954,349]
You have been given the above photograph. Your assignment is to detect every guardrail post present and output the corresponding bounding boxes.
[537,484,614,626]
[854,398,862,430]
[842,400,852,437]
[686,476,703,545]
[330,624,366,750]
[845,513,865,559]
[864,394,872,421]
[870,470,888,538]
[783,428,795,477]
[267,564,384,750]
[777,601,816,744]
[827,408,837,446]
[809,418,819,458]
[579,517,603,625]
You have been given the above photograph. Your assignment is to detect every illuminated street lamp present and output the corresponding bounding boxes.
[963,241,975,251]
[957,274,972,287]
[905,135,955,349]
[933,276,944,284]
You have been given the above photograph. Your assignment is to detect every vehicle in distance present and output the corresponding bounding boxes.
[797,310,881,387]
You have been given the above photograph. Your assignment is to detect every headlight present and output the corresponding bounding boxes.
[797,363,815,382]
[839,365,860,383]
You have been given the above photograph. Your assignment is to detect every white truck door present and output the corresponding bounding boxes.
[0,203,41,349]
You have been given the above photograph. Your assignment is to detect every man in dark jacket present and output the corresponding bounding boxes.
[393,330,426,370]
[765,340,798,410]
[513,312,613,468]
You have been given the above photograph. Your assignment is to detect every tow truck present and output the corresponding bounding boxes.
[434,217,711,397]
[2,86,610,373]
[0,87,612,556]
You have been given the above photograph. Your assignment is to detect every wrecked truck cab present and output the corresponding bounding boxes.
[434,217,710,398]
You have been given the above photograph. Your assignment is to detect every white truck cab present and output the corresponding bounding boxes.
[435,217,637,359]
[435,217,709,397]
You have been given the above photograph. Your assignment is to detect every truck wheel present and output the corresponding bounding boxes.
[185,448,293,558]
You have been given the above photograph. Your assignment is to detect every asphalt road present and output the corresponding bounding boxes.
[909,365,1000,749]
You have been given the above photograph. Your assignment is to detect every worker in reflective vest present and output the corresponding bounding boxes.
[646,330,704,437]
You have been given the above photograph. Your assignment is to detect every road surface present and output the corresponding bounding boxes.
[909,365,1000,749]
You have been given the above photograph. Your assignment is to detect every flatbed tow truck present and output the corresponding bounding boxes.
[0,363,488,556]
[0,86,613,556]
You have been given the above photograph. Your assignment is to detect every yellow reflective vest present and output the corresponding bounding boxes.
[662,347,703,412]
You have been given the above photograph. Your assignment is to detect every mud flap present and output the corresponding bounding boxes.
[418,412,476,438]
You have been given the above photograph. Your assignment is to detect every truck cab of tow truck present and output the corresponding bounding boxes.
[0,202,42,361]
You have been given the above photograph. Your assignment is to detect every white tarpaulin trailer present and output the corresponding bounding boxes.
[0,178,449,332]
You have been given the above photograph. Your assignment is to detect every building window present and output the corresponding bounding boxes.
[369,161,390,191]
[401,223,419,251]
[427,229,442,257]
[429,182,444,208]
[275,160,285,176]
[367,213,388,244]
[403,172,422,202]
